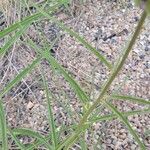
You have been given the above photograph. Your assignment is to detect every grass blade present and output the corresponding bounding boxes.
[111,94,150,105]
[44,51,89,103]
[89,108,150,123]
[80,135,87,150]
[26,136,51,150]
[27,38,89,104]
[0,25,29,57]
[41,71,57,148]
[0,3,60,38]
[56,123,89,150]
[12,128,52,149]
[7,127,26,150]
[0,101,8,150]
[104,101,146,150]
[56,131,81,150]
[57,108,150,130]
[33,4,112,70]
[0,57,41,98]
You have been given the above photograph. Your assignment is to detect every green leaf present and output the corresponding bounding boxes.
[41,71,58,148]
[56,130,82,150]
[12,128,52,149]
[146,0,150,14]
[58,0,70,5]
[26,136,50,150]
[0,25,29,57]
[105,101,146,150]
[0,57,41,98]
[80,135,87,150]
[134,0,141,6]
[0,3,60,38]
[89,108,150,123]
[0,101,8,150]
[111,94,150,105]
[144,129,150,137]
[7,127,26,150]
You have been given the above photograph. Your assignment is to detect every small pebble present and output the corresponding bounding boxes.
[27,101,34,110]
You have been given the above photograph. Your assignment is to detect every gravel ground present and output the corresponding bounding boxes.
[0,0,150,149]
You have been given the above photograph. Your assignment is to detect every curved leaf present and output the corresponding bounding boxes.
[0,3,60,38]
[12,128,52,149]
[105,101,146,150]
[111,94,150,105]
[27,38,89,104]
[7,127,26,150]
[33,4,112,70]
[0,25,29,57]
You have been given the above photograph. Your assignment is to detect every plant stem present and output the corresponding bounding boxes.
[79,10,147,125]
[57,10,147,150]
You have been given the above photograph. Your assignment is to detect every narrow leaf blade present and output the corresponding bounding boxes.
[105,101,146,150]
[111,94,150,105]
[0,101,8,150]
[41,71,58,148]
